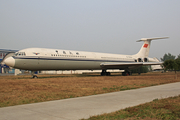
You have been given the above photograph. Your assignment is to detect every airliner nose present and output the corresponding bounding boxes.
[4,57,15,67]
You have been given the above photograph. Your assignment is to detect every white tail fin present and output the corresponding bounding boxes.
[134,37,169,58]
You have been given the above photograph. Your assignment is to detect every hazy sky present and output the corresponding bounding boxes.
[0,0,180,59]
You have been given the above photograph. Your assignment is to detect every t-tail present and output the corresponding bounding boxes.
[133,37,169,61]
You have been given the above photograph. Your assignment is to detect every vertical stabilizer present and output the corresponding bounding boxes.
[134,37,168,58]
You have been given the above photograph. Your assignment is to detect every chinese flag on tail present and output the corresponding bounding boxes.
[143,44,148,48]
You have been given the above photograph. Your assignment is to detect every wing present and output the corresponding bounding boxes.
[100,62,163,69]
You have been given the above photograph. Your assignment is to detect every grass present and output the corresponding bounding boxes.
[83,95,180,120]
[0,72,180,107]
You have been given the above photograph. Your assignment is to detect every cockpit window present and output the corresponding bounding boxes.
[15,52,18,56]
[15,52,26,56]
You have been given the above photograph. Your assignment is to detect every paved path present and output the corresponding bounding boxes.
[0,82,180,120]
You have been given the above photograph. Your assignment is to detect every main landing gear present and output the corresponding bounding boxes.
[101,70,111,76]
[31,71,38,78]
[122,70,132,76]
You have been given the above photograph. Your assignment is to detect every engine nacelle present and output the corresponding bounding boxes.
[138,58,143,62]
[143,58,149,62]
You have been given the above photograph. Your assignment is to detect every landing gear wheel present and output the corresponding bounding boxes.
[32,75,38,79]
[31,71,38,78]
[122,71,132,76]
[106,72,111,76]
[101,70,111,76]
[101,72,106,76]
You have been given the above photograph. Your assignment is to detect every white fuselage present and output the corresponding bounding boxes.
[11,48,135,71]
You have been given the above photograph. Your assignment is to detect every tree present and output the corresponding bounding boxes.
[177,54,180,59]
[163,59,180,79]
[161,53,176,61]
[163,59,175,71]
[175,58,180,70]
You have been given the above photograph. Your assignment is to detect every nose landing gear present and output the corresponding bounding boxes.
[31,71,38,78]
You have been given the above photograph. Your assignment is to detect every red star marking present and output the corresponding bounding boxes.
[143,44,148,48]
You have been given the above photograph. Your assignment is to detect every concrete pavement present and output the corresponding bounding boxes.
[0,82,180,120]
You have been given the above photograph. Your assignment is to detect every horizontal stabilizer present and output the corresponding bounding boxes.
[137,37,169,42]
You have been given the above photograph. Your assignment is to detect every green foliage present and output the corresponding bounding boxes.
[163,59,180,79]
[163,59,176,71]
[153,98,159,101]
[131,66,149,73]
[163,59,180,71]
[175,58,180,70]
[161,53,176,61]
[177,54,180,59]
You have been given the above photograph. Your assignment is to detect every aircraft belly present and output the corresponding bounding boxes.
[37,60,100,70]
[14,59,101,70]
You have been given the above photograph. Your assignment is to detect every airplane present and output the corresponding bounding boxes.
[3,37,168,78]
